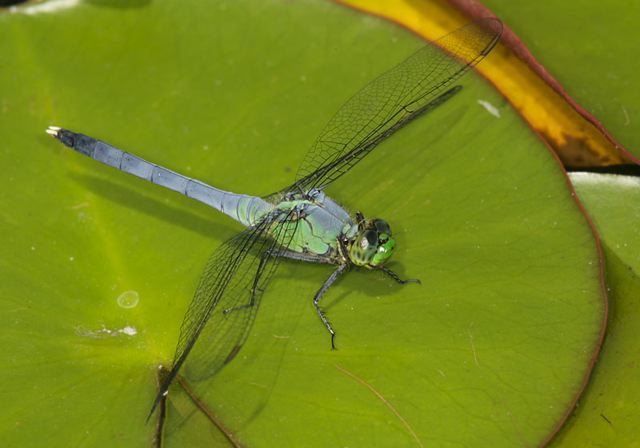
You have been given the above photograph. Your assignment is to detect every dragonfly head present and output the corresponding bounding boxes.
[349,218,395,268]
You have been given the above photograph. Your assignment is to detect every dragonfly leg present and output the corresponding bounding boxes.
[313,263,349,349]
[223,252,271,315]
[270,248,335,264]
[379,266,421,285]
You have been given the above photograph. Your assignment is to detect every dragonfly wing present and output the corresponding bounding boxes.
[148,208,298,418]
[292,18,503,192]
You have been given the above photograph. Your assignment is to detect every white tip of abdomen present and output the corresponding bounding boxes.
[45,125,61,136]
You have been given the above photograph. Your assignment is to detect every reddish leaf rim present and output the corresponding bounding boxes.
[448,0,639,165]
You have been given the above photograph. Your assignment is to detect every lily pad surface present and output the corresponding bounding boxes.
[0,0,604,446]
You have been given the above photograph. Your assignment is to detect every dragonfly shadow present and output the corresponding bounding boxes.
[168,314,301,434]
[353,263,418,294]
[70,173,234,239]
[162,262,419,434]
[313,263,417,315]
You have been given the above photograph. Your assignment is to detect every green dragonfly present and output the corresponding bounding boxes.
[47,18,502,419]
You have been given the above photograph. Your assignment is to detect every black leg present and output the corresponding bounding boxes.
[314,263,349,349]
[270,248,335,264]
[223,252,270,315]
[379,266,421,285]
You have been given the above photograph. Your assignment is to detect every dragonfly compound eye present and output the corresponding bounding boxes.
[371,234,396,267]
[372,219,392,236]
[364,230,377,247]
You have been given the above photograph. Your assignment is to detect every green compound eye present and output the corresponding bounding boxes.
[371,234,395,267]
[350,228,394,268]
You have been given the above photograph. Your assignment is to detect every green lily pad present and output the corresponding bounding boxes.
[479,0,639,158]
[0,1,604,446]
[551,173,640,446]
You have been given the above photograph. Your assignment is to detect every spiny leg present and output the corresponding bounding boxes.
[223,252,270,315]
[269,248,336,264]
[379,266,421,285]
[314,263,349,349]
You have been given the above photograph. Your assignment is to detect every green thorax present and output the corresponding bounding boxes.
[266,192,357,259]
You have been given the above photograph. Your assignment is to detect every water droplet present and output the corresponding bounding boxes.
[121,326,137,336]
[117,290,139,309]
[76,324,137,338]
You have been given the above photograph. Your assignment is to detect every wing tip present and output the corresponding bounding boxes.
[476,17,504,52]
[147,364,171,424]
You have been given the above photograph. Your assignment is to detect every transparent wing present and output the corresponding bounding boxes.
[292,18,502,192]
[148,208,297,418]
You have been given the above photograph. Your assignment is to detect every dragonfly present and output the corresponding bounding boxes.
[47,17,502,419]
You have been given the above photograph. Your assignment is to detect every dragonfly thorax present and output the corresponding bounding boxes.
[348,218,395,268]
